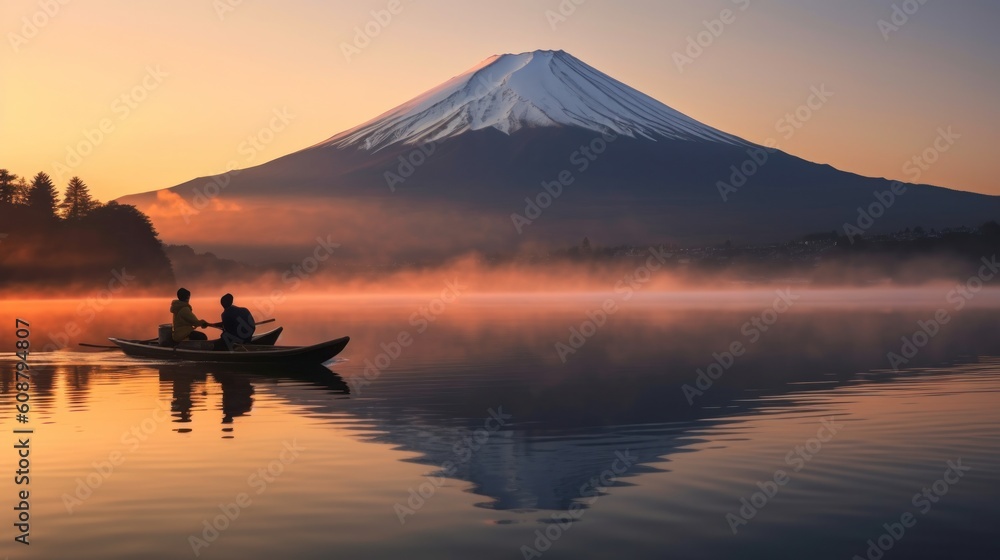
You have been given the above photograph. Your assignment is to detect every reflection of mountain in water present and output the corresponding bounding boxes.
[4,309,999,513]
[260,310,1000,512]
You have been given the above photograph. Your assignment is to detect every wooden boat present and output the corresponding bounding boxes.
[81,327,285,351]
[241,327,283,346]
[160,327,284,347]
[108,335,350,366]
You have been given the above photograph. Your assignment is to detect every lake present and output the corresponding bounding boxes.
[1,290,999,559]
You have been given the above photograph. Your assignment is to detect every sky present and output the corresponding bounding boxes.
[1,0,998,201]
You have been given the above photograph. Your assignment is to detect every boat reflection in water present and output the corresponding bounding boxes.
[156,364,351,433]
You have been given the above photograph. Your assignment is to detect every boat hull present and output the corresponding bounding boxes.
[109,336,350,366]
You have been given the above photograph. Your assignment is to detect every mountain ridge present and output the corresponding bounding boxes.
[311,49,750,152]
[115,49,1000,263]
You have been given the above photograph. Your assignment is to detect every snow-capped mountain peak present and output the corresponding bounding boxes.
[315,50,748,151]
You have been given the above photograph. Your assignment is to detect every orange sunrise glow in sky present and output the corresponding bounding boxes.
[1,0,998,201]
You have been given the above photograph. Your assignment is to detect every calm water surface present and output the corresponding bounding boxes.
[1,293,999,559]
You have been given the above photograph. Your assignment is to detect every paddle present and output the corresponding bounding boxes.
[205,318,276,330]
[78,343,121,350]
[78,318,278,350]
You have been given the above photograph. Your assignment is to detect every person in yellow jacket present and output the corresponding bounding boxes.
[170,287,210,342]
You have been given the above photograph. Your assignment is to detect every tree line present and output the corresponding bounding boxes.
[0,168,175,292]
[0,169,102,219]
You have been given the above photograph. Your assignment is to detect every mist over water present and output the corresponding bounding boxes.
[2,292,999,559]
[7,286,1000,352]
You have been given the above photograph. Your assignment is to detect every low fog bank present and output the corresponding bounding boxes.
[4,248,1000,301]
[158,248,1000,302]
[154,220,1000,296]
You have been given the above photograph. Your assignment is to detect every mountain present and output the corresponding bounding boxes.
[118,50,1000,263]
[317,50,749,151]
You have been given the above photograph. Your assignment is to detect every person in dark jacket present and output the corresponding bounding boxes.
[219,293,255,349]
[170,288,209,342]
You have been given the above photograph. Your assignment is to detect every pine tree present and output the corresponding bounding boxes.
[27,172,60,218]
[12,177,29,204]
[60,176,99,219]
[0,169,18,204]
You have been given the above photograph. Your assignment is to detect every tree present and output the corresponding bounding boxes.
[581,236,592,254]
[0,169,18,204]
[60,176,99,219]
[12,177,29,205]
[80,202,175,285]
[27,172,60,218]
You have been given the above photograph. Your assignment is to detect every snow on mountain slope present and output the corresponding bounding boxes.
[315,50,750,152]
